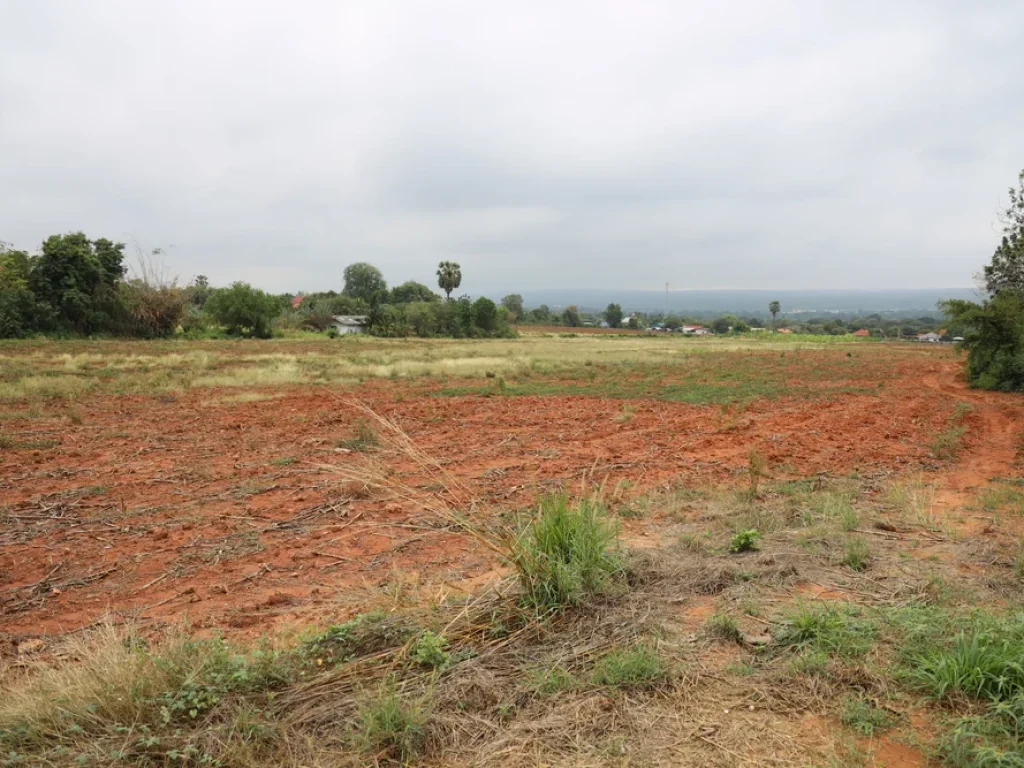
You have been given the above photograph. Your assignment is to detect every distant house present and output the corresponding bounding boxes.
[681,324,713,336]
[917,332,941,343]
[291,295,305,309]
[852,328,871,337]
[329,315,369,335]
[776,327,794,334]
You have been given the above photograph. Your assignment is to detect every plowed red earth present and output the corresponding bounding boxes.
[1,347,1022,646]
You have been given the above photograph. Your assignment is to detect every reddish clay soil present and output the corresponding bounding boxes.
[1,348,1023,645]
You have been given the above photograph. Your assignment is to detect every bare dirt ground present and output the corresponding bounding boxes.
[2,344,1021,648]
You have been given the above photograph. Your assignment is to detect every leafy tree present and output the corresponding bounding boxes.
[0,244,41,337]
[343,262,387,301]
[663,314,683,330]
[525,304,552,324]
[627,316,640,330]
[28,232,126,334]
[562,305,581,327]
[436,261,462,300]
[940,168,1024,391]
[501,294,524,322]
[188,275,213,308]
[769,301,781,329]
[983,169,1024,295]
[604,303,624,328]
[205,282,279,338]
[942,292,1024,390]
[712,314,742,334]
[473,297,498,332]
[390,281,439,304]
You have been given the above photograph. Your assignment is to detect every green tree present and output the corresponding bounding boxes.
[983,169,1024,295]
[604,303,623,328]
[188,275,213,308]
[711,314,741,334]
[769,301,781,329]
[0,243,41,337]
[28,232,126,334]
[390,281,439,304]
[473,297,498,332]
[343,262,387,301]
[942,292,1024,390]
[940,168,1024,391]
[436,261,462,300]
[501,294,524,322]
[562,305,581,327]
[205,282,280,338]
[526,304,551,324]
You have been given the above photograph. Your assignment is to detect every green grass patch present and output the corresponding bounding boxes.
[357,685,428,764]
[508,495,622,609]
[775,603,877,659]
[590,644,668,689]
[840,696,894,737]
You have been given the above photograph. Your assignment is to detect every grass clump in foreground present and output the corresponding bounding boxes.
[898,612,1024,765]
[508,495,622,609]
[358,685,429,765]
[590,644,669,689]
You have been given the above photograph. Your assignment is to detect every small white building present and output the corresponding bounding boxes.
[917,332,941,343]
[681,324,713,336]
[329,315,369,335]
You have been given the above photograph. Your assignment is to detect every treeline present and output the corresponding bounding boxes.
[0,238,516,340]
[517,302,951,338]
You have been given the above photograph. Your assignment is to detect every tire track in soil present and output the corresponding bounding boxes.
[918,363,1024,529]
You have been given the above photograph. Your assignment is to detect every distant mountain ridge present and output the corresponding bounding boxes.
[506,288,980,316]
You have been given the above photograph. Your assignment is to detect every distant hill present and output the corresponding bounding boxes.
[510,288,981,317]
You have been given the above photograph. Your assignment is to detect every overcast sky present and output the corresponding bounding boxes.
[1,1,1022,295]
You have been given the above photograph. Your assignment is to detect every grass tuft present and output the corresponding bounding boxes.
[590,644,668,689]
[508,495,622,609]
[358,685,428,764]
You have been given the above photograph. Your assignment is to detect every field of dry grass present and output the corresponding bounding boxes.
[2,334,1024,767]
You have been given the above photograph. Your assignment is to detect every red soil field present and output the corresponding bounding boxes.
[1,347,1022,648]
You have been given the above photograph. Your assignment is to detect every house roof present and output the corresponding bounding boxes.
[291,295,305,309]
[852,328,870,337]
[331,315,369,326]
[776,327,793,334]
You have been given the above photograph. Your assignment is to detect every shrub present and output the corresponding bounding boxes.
[509,495,622,609]
[411,632,450,669]
[205,282,280,338]
[729,529,761,554]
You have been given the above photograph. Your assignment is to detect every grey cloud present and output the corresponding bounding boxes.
[1,0,1022,294]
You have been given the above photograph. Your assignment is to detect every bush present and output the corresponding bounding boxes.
[729,529,761,553]
[509,495,622,609]
[205,282,280,338]
[411,632,450,669]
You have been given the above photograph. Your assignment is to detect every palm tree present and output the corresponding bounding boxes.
[769,301,781,330]
[436,261,462,300]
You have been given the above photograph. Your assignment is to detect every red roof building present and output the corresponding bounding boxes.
[290,295,305,309]
[852,328,870,337]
